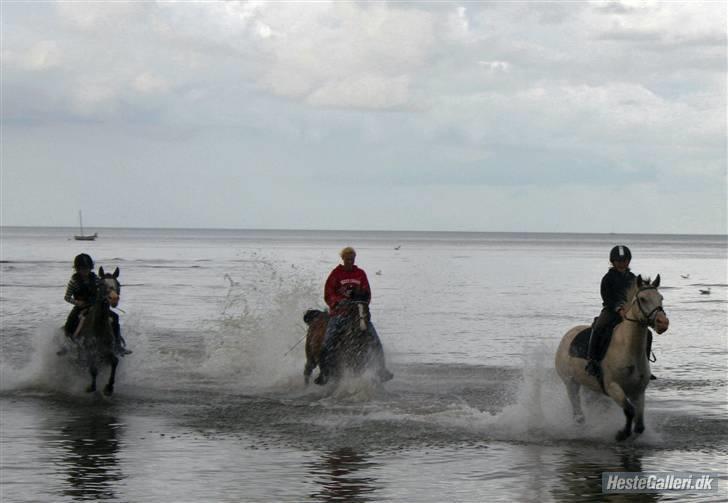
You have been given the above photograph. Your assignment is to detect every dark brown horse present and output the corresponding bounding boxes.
[75,267,121,396]
[303,308,329,385]
[303,301,387,385]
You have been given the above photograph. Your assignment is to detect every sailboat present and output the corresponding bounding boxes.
[74,211,98,241]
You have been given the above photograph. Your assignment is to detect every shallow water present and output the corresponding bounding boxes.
[1,228,726,502]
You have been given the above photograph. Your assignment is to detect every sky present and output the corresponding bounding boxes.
[1,1,726,234]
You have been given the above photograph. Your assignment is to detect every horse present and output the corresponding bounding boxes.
[73,266,122,396]
[303,308,330,385]
[303,301,386,385]
[555,275,669,441]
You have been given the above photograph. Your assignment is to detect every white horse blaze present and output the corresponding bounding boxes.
[357,304,367,331]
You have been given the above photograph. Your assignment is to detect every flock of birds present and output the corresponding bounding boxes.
[681,273,711,295]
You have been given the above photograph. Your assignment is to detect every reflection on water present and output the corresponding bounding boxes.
[551,447,659,503]
[308,447,381,502]
[52,410,125,501]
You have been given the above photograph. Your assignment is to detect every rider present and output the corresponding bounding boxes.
[314,246,393,385]
[63,253,129,355]
[64,253,99,338]
[585,245,654,379]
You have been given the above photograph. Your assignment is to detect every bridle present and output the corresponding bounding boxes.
[624,286,664,327]
[97,276,120,304]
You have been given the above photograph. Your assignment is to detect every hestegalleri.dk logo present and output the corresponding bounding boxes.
[602,472,720,493]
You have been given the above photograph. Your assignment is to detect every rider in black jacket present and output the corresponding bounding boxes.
[585,245,636,378]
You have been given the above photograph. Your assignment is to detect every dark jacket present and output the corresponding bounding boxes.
[64,272,99,305]
[600,268,636,312]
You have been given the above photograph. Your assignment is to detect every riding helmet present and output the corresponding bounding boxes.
[74,253,94,269]
[609,245,632,263]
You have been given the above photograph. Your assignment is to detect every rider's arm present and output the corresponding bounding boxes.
[64,278,78,305]
[324,270,343,310]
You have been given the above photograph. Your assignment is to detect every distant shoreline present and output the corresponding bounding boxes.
[1,225,726,239]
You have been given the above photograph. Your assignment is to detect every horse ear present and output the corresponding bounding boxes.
[637,275,643,287]
[99,266,105,277]
[113,267,120,278]
[653,274,660,288]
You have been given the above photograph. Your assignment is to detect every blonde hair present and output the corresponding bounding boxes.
[339,246,356,258]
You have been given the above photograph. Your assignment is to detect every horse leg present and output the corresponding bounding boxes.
[304,357,316,386]
[103,355,118,396]
[607,381,634,441]
[565,379,584,424]
[633,394,646,434]
[87,364,98,393]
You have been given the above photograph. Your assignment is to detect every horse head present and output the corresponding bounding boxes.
[97,267,121,308]
[628,275,669,334]
[338,300,370,333]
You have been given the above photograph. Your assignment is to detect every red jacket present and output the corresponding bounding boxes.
[324,265,371,313]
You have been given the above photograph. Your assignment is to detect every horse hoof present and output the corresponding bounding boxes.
[103,384,114,396]
[634,424,645,434]
[86,384,96,393]
[313,374,328,386]
[616,430,631,442]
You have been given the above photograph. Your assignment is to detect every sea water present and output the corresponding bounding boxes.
[1,227,726,502]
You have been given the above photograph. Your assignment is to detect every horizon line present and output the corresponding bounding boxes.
[1,224,726,238]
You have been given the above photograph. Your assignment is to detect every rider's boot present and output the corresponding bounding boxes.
[584,329,602,379]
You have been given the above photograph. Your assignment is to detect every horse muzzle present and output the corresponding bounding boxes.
[108,291,120,308]
[653,311,669,334]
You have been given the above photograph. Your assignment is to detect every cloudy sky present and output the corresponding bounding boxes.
[1,1,725,234]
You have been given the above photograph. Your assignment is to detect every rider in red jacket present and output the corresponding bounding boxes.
[315,247,393,385]
[324,252,371,315]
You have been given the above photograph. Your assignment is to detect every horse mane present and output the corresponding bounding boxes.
[627,275,653,301]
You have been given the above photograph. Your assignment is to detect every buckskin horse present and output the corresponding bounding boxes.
[555,275,669,441]
[72,267,122,396]
[303,300,386,385]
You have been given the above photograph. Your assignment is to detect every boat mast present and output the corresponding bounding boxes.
[79,210,84,236]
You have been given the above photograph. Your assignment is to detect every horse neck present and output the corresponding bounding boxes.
[613,307,648,357]
[88,297,110,333]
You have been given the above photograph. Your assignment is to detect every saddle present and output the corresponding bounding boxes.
[568,317,619,361]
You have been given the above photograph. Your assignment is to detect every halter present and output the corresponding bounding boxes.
[623,286,664,327]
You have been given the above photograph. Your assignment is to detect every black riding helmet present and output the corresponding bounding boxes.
[609,245,632,263]
[74,253,94,270]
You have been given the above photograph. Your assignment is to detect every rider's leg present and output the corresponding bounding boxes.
[64,306,81,337]
[109,311,126,355]
[109,311,130,355]
[585,308,615,377]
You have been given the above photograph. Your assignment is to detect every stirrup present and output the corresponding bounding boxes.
[648,351,657,363]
